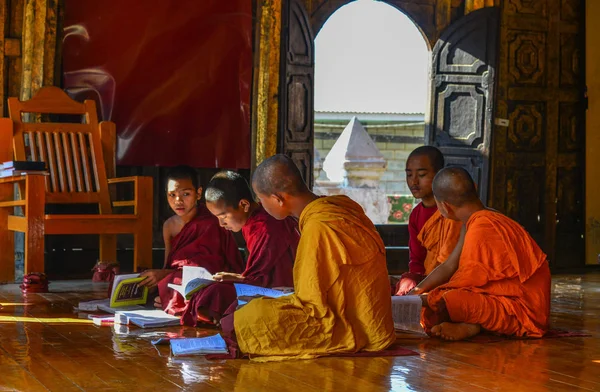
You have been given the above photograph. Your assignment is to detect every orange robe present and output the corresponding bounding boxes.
[417,210,462,275]
[422,209,551,337]
[233,195,395,361]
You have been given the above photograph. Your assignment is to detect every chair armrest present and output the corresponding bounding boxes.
[107,176,153,211]
[107,176,139,184]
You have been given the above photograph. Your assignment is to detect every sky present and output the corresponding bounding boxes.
[314,0,430,114]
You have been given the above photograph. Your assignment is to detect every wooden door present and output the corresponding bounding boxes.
[491,0,585,268]
[426,7,500,205]
[278,0,315,187]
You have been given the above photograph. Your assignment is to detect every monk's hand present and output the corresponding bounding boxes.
[395,272,425,296]
[407,286,424,296]
[138,269,173,289]
[212,272,245,283]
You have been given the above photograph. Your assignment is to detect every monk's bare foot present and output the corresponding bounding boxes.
[431,322,481,341]
[154,296,162,309]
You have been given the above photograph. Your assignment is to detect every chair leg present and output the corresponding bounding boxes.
[133,227,153,272]
[24,175,46,275]
[99,234,118,264]
[134,176,154,272]
[0,184,15,283]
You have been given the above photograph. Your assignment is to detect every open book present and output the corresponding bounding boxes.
[233,284,293,299]
[76,274,147,311]
[391,295,427,335]
[167,266,215,300]
[109,273,148,308]
[170,334,228,356]
[114,309,181,328]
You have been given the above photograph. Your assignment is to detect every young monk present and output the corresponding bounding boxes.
[220,154,395,361]
[180,170,299,326]
[411,167,551,341]
[138,165,244,315]
[395,146,461,295]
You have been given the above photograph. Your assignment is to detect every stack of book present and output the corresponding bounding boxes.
[0,161,47,178]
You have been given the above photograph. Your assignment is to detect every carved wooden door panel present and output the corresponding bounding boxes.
[279,0,315,187]
[491,0,584,268]
[426,7,500,205]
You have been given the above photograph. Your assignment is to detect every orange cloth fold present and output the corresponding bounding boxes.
[423,209,551,337]
[417,210,462,275]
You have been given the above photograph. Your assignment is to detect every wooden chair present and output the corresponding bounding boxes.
[0,86,153,282]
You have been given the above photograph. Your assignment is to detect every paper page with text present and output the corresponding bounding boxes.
[170,334,228,356]
[391,295,426,335]
[233,284,293,299]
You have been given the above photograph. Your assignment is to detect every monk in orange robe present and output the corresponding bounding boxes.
[223,154,395,361]
[411,167,551,341]
[394,146,461,295]
[138,165,244,315]
[417,210,462,275]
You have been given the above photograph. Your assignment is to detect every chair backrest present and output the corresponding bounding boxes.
[7,87,112,213]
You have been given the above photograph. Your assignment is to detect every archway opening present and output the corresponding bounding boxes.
[313,0,430,225]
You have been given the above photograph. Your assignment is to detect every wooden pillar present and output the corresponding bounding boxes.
[251,0,282,171]
[586,0,600,265]
[20,0,58,101]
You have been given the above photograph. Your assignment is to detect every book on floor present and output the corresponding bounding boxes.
[167,266,215,300]
[109,273,148,308]
[391,295,426,335]
[170,334,228,356]
[114,309,180,328]
[233,283,293,299]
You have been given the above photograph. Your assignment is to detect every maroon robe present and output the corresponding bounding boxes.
[158,203,244,315]
[181,205,299,325]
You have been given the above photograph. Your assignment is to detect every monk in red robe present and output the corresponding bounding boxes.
[138,165,243,315]
[411,167,551,341]
[395,146,461,295]
[181,170,299,326]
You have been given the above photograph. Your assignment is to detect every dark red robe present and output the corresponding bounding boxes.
[158,203,244,315]
[181,205,299,325]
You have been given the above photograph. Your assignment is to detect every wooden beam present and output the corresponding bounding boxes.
[435,0,452,39]
[252,0,282,170]
[20,0,58,101]
[0,0,6,117]
[5,38,21,57]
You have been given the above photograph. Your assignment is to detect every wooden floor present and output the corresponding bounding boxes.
[1,273,599,392]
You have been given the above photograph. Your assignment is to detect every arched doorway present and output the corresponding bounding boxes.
[313,0,430,225]
[278,0,499,204]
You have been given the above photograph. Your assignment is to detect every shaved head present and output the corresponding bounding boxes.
[408,146,444,172]
[432,167,479,207]
[252,154,308,196]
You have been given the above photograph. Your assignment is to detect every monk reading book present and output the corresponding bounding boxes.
[180,170,299,326]
[395,146,461,295]
[221,154,395,361]
[411,167,551,341]
[138,165,244,315]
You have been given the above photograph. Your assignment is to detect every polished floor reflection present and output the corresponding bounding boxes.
[1,273,599,391]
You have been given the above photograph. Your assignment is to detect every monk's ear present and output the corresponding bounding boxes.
[196,187,203,200]
[239,199,251,212]
[272,192,285,206]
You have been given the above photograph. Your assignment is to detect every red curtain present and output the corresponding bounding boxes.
[62,0,252,168]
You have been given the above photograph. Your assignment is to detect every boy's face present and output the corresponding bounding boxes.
[405,155,436,200]
[166,178,201,217]
[206,199,250,232]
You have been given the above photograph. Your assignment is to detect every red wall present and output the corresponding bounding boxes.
[62,0,252,168]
